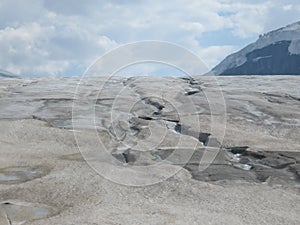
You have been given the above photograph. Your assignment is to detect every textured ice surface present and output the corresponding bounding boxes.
[0,200,57,225]
[0,76,300,224]
[0,166,50,184]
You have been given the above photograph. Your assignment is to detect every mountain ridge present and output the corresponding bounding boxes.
[213,21,300,75]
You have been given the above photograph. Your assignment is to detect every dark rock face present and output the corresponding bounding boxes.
[221,41,300,75]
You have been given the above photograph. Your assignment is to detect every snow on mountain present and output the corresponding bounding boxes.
[213,21,300,75]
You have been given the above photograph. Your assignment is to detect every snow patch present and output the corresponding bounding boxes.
[252,55,272,62]
[280,21,300,32]
[288,39,300,55]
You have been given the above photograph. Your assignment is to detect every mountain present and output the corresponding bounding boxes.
[0,69,18,78]
[213,21,300,75]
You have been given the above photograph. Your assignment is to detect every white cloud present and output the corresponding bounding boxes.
[0,0,299,76]
[198,45,238,69]
[228,2,270,38]
[283,5,293,11]
[0,13,118,76]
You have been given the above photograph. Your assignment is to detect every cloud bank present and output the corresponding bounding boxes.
[0,0,299,76]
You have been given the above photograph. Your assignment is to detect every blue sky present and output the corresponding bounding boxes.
[0,0,300,76]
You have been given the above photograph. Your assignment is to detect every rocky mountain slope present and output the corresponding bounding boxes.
[213,21,300,75]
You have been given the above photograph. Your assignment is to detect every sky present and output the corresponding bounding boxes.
[0,0,300,77]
